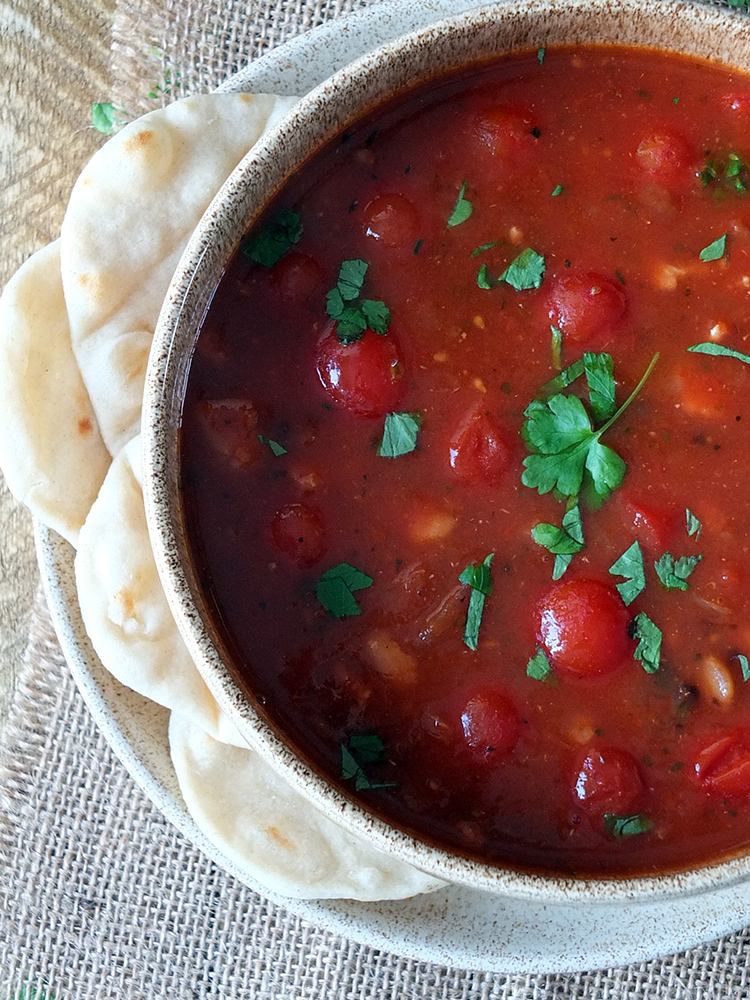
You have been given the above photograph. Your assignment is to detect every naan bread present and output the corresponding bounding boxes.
[75,435,245,747]
[168,711,446,900]
[0,240,110,547]
[60,92,298,456]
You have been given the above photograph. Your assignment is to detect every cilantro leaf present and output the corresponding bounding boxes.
[378,412,422,458]
[699,233,727,261]
[459,553,494,650]
[447,180,473,227]
[609,540,646,606]
[537,47,546,65]
[341,733,398,790]
[584,351,616,422]
[630,612,662,673]
[257,434,287,457]
[603,813,653,838]
[472,241,505,257]
[654,552,702,591]
[532,498,584,578]
[91,102,125,134]
[736,654,750,682]
[244,208,303,267]
[527,647,554,682]
[360,299,391,335]
[335,258,369,300]
[326,260,391,343]
[499,247,546,291]
[551,325,563,370]
[687,342,750,365]
[476,264,493,289]
[536,358,585,399]
[316,563,373,618]
[686,508,702,539]
[550,184,564,197]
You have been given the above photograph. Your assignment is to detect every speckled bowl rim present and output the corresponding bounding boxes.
[144,0,750,904]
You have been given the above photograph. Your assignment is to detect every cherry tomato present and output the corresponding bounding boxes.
[620,495,680,552]
[459,687,522,760]
[201,398,262,468]
[694,728,750,797]
[472,104,539,160]
[270,502,326,567]
[537,578,633,678]
[723,92,750,114]
[315,324,406,417]
[363,194,419,248]
[449,408,512,485]
[271,252,324,301]
[572,745,644,822]
[636,131,692,181]
[546,271,627,347]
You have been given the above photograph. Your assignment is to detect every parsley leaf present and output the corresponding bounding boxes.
[244,208,303,267]
[630,612,662,673]
[550,184,564,197]
[341,733,398,790]
[459,553,494,651]
[536,358,585,399]
[522,352,658,499]
[527,647,554,682]
[551,325,563,370]
[604,813,653,838]
[447,180,473,227]
[257,434,287,457]
[532,498,584,579]
[472,241,505,257]
[699,233,727,262]
[316,563,373,618]
[584,351,617,422]
[687,342,750,365]
[609,540,646,606]
[686,508,702,539]
[325,260,391,344]
[91,102,125,134]
[537,47,546,64]
[654,552,702,591]
[476,264,493,290]
[499,247,546,291]
[378,412,422,458]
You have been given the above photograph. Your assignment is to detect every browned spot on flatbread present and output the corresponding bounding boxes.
[266,826,294,851]
[114,587,136,620]
[123,129,154,153]
[78,417,93,436]
[240,93,253,104]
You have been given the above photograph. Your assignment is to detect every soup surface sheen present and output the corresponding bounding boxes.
[182,46,750,877]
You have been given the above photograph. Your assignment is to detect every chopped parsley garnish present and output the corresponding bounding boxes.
[325,259,391,344]
[522,352,659,499]
[630,612,662,673]
[551,325,563,370]
[537,358,585,399]
[447,179,473,227]
[316,563,373,618]
[478,247,546,292]
[537,47,546,64]
[654,552,703,591]
[736,654,750,682]
[527,647,554,682]
[459,553,494,651]
[686,508,702,539]
[340,734,398,790]
[257,435,287,457]
[609,541,646,606]
[378,412,422,458]
[701,151,748,193]
[244,208,303,267]
[687,342,750,365]
[472,241,504,257]
[604,813,653,838]
[584,351,617,422]
[550,184,564,197]
[699,233,727,262]
[476,264,493,290]
[532,498,584,579]
[91,102,125,134]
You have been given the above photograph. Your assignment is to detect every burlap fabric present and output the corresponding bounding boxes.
[4,0,750,996]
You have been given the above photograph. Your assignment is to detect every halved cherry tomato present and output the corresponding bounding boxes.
[459,687,522,760]
[363,194,419,248]
[694,728,750,797]
[572,745,644,822]
[537,578,633,678]
[448,408,512,485]
[471,104,539,160]
[270,502,326,567]
[271,252,324,301]
[201,398,262,468]
[546,271,627,347]
[619,495,680,552]
[636,131,693,181]
[315,324,406,417]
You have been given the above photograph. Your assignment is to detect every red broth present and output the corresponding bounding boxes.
[181,46,750,877]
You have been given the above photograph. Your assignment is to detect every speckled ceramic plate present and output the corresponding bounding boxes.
[36,0,750,974]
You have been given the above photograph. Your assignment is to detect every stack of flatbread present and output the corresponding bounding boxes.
[0,94,443,901]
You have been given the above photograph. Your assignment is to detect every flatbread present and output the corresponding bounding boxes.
[75,435,245,747]
[168,711,446,900]
[0,240,110,547]
[60,92,298,456]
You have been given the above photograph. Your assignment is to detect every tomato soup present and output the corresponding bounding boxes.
[180,45,750,877]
